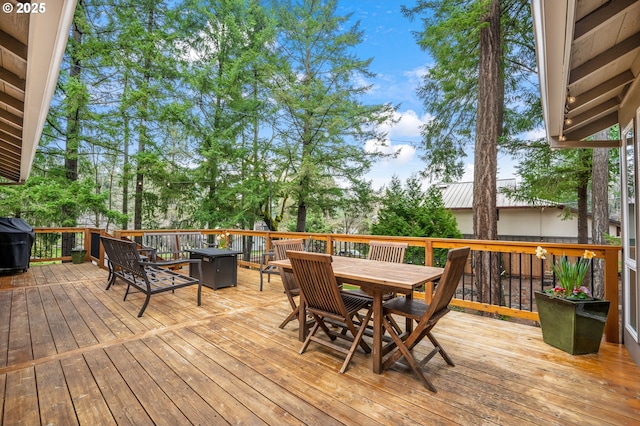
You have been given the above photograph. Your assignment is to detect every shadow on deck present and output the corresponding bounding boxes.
[0,263,638,425]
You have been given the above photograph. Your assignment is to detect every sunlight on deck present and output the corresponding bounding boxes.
[0,263,638,425]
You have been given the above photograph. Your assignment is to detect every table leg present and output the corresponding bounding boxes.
[372,290,384,374]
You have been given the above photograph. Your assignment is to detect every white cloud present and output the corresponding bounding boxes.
[364,139,416,165]
[460,164,474,182]
[403,65,430,81]
[362,108,432,186]
[381,109,432,138]
[521,128,546,141]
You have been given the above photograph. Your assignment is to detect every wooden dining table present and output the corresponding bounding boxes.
[271,255,444,374]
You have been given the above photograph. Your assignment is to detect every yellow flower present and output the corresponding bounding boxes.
[535,246,547,260]
[218,232,229,248]
[583,250,596,260]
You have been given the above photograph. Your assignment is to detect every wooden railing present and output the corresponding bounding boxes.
[31,227,622,344]
[31,227,93,263]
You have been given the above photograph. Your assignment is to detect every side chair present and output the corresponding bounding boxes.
[368,241,408,302]
[368,240,408,263]
[381,246,470,392]
[287,251,373,374]
[270,239,306,329]
[259,237,312,291]
[345,240,409,304]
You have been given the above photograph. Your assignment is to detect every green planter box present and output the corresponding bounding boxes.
[534,291,610,355]
[71,249,86,264]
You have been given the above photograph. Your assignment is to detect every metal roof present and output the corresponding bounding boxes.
[437,179,560,210]
[0,0,76,184]
[531,0,640,148]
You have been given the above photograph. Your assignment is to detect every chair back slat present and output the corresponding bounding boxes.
[368,241,408,263]
[273,239,305,261]
[287,251,346,318]
[101,236,146,276]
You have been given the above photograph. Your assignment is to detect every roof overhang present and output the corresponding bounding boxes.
[531,0,640,148]
[0,0,77,184]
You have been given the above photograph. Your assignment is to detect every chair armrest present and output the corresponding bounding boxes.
[260,251,278,274]
[261,251,275,265]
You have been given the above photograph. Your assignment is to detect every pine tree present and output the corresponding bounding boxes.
[271,0,394,232]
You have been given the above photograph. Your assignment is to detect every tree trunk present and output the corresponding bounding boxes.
[296,200,307,232]
[473,0,502,304]
[577,149,590,244]
[121,74,130,230]
[591,130,610,298]
[62,4,84,255]
[134,6,155,231]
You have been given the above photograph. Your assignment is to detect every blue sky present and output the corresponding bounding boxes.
[339,1,524,189]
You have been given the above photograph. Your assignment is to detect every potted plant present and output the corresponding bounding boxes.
[218,232,231,249]
[534,246,610,355]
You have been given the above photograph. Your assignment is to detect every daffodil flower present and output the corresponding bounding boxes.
[535,246,547,260]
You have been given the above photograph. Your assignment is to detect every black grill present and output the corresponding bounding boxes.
[0,218,35,273]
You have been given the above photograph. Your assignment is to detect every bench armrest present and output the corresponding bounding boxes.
[141,257,201,268]
[138,246,157,262]
[141,258,203,281]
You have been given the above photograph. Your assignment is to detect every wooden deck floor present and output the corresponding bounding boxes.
[0,263,639,425]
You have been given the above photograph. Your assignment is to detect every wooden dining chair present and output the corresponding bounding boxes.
[345,241,409,310]
[368,240,408,263]
[270,239,306,329]
[287,251,373,374]
[368,240,408,300]
[381,246,470,392]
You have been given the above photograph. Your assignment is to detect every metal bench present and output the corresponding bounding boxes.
[101,236,203,317]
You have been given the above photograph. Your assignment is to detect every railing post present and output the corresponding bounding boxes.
[83,228,91,262]
[326,235,334,255]
[99,229,106,270]
[604,247,620,343]
[424,239,435,303]
[265,233,272,253]
[425,239,434,266]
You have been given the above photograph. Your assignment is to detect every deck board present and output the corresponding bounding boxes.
[25,288,57,360]
[103,343,192,426]
[83,349,154,426]
[0,262,639,425]
[35,360,78,425]
[60,354,117,426]
[0,291,12,367]
[3,367,39,425]
[7,290,31,365]
[39,286,79,354]
[155,331,307,425]
[124,338,231,425]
